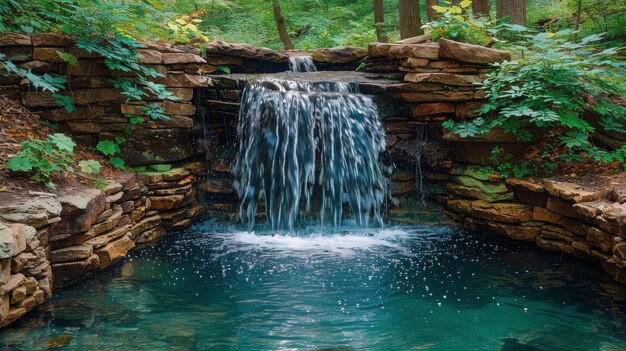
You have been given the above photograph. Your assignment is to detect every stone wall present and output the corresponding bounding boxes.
[0,33,212,167]
[445,164,626,283]
[0,163,204,327]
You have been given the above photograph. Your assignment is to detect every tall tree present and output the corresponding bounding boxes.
[472,0,489,17]
[373,0,388,42]
[425,0,438,22]
[496,0,526,25]
[399,0,423,39]
[572,0,582,42]
[272,0,293,50]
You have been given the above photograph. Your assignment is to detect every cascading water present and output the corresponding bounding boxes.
[232,78,388,230]
[288,56,317,72]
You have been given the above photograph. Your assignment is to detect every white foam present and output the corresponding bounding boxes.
[221,228,412,256]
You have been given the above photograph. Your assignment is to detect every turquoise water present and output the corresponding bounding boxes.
[2,221,626,350]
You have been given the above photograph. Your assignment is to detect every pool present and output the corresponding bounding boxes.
[2,220,626,350]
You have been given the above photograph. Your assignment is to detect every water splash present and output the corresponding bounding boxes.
[288,56,317,72]
[232,78,388,230]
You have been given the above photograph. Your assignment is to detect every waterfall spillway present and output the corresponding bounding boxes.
[232,78,388,230]
[288,56,317,72]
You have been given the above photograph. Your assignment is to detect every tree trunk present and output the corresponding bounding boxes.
[272,0,294,50]
[572,0,582,42]
[399,0,423,39]
[472,0,489,18]
[425,0,438,22]
[373,0,388,42]
[496,0,526,25]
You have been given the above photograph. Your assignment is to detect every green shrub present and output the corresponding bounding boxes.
[6,133,100,187]
[443,30,626,177]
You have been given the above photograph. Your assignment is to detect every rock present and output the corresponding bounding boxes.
[587,227,612,253]
[105,128,194,166]
[388,43,439,60]
[205,41,288,62]
[56,188,107,234]
[136,226,167,244]
[49,245,93,263]
[545,196,580,219]
[390,181,415,195]
[162,53,206,65]
[0,223,31,259]
[0,258,10,284]
[0,273,25,295]
[310,47,367,63]
[367,43,397,57]
[455,101,483,118]
[439,38,511,64]
[450,176,510,194]
[163,73,211,88]
[163,100,196,115]
[198,179,235,194]
[0,33,31,46]
[32,33,74,46]
[85,226,130,249]
[52,254,99,288]
[543,179,607,203]
[149,194,186,210]
[400,58,430,67]
[447,183,513,202]
[487,222,540,241]
[471,200,533,223]
[446,199,473,214]
[10,285,27,304]
[102,180,123,196]
[130,216,161,239]
[0,194,62,229]
[532,206,563,224]
[395,91,475,102]
[410,102,455,116]
[404,72,481,86]
[95,235,134,269]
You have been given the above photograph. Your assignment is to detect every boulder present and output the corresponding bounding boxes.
[0,33,31,46]
[388,43,439,60]
[95,235,134,269]
[49,245,93,263]
[439,38,511,64]
[310,47,367,64]
[543,179,608,203]
[52,254,99,288]
[447,183,513,202]
[0,223,35,259]
[56,188,107,234]
[162,53,206,65]
[368,43,398,57]
[205,41,288,62]
[404,72,482,86]
[0,194,62,229]
[32,33,74,46]
[470,200,533,223]
[410,102,455,116]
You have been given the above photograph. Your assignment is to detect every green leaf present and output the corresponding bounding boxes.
[96,140,121,156]
[78,160,101,174]
[6,156,34,172]
[48,133,76,153]
[57,51,78,66]
[216,65,231,74]
[109,157,125,169]
[53,94,75,113]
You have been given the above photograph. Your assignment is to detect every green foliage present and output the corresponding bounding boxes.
[443,30,626,177]
[96,140,121,156]
[6,133,99,187]
[78,159,102,174]
[0,0,182,171]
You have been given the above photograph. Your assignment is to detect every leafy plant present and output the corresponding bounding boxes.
[6,133,100,187]
[422,0,498,45]
[443,30,626,177]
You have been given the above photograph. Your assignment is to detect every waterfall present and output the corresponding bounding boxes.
[288,56,317,72]
[415,125,428,206]
[232,78,388,230]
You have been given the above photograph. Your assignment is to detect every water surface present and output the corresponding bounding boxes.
[2,221,626,350]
